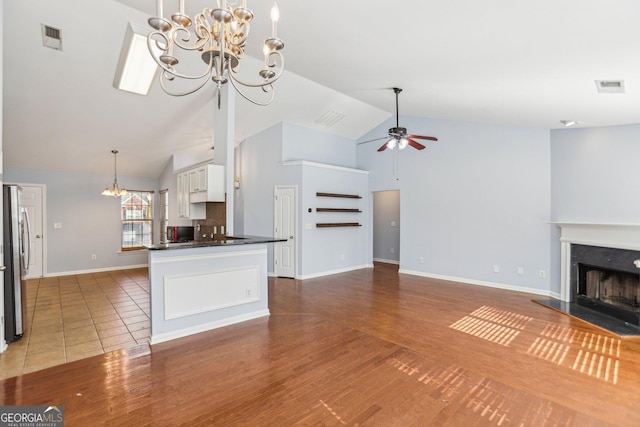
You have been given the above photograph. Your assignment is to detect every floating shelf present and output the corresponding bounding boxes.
[316,192,361,199]
[316,208,362,213]
[316,223,362,228]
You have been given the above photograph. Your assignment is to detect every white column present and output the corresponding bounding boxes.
[213,85,236,235]
[560,241,571,302]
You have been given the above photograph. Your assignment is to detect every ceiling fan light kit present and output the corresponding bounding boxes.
[147,0,285,107]
[359,87,438,152]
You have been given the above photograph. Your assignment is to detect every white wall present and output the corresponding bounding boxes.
[373,190,400,264]
[4,167,159,275]
[358,116,552,294]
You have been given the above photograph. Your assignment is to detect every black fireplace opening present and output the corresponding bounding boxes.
[577,263,640,326]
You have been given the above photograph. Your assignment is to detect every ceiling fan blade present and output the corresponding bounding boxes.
[357,136,387,145]
[377,142,389,152]
[408,134,438,141]
[408,138,426,150]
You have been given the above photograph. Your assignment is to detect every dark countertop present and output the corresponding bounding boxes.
[145,235,286,251]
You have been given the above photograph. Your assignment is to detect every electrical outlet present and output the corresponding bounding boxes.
[246,289,252,296]
[493,265,500,273]
[91,254,97,261]
[539,270,546,278]
[390,248,395,253]
[517,267,524,275]
[419,256,424,264]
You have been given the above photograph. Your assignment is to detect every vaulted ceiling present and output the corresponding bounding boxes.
[5,1,640,178]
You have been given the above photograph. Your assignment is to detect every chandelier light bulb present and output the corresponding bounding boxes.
[271,3,280,37]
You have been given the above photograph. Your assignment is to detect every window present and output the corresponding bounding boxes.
[121,190,154,251]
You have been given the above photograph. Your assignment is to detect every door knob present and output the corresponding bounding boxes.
[289,236,294,239]
[36,235,42,238]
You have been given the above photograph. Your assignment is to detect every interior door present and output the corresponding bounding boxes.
[20,185,44,279]
[274,186,296,278]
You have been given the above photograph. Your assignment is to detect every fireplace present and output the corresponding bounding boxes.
[570,244,640,326]
[548,223,640,334]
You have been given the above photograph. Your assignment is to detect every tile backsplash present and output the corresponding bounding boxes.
[193,202,226,241]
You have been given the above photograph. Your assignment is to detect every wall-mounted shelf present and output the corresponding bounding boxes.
[316,208,362,213]
[315,192,362,228]
[316,192,362,199]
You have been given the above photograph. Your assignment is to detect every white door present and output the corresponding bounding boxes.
[274,186,296,278]
[20,185,44,279]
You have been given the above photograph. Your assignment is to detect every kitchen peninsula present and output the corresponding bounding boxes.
[146,236,284,344]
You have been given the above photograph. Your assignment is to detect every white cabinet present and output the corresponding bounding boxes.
[189,164,225,203]
[189,167,207,193]
[175,164,225,220]
[176,171,190,218]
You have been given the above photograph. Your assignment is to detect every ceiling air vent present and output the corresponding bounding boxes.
[41,24,63,51]
[595,80,625,94]
[315,110,345,128]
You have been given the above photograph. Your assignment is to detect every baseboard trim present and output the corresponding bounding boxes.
[150,309,270,345]
[45,264,148,278]
[398,269,553,297]
[297,264,373,280]
[373,258,400,265]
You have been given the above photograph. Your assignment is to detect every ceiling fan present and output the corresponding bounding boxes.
[359,87,438,152]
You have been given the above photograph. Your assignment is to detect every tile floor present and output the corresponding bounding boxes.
[0,268,150,380]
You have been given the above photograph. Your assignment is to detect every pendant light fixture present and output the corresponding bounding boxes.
[102,150,128,197]
[147,0,285,108]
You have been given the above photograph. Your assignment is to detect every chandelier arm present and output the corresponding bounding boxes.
[228,51,285,88]
[147,34,217,81]
[170,27,208,52]
[158,68,214,97]
[228,76,276,106]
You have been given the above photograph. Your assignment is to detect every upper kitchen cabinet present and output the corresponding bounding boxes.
[189,164,225,203]
[176,171,190,218]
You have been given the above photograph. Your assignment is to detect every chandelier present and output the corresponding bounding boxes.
[102,150,128,197]
[147,0,285,107]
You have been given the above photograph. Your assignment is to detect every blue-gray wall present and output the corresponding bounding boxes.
[358,116,552,294]
[237,122,369,278]
[4,167,159,275]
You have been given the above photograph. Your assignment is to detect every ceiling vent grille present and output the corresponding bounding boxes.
[315,110,345,127]
[41,24,63,51]
[595,80,625,94]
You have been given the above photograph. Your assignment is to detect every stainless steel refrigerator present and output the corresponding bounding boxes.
[3,184,31,343]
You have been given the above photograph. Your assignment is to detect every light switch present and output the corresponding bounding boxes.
[391,221,396,227]
[53,222,62,229]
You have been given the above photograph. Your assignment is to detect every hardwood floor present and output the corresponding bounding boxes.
[1,262,639,426]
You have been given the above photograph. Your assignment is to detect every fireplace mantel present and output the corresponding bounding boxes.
[554,222,640,301]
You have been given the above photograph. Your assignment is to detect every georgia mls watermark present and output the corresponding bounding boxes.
[0,406,64,427]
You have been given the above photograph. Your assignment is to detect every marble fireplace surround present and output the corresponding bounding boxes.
[556,222,640,303]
